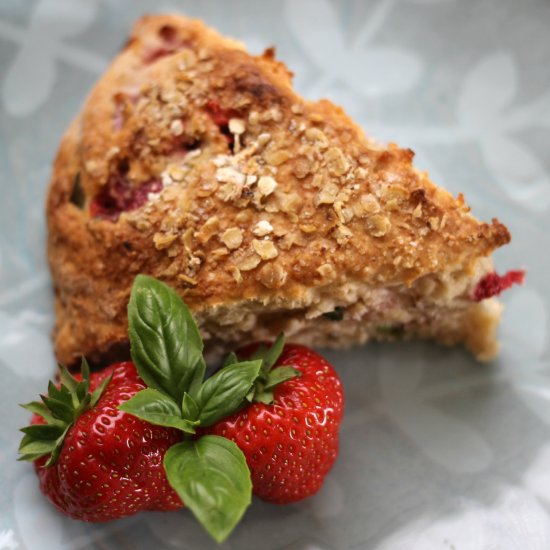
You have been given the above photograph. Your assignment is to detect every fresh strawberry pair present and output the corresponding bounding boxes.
[19,275,344,542]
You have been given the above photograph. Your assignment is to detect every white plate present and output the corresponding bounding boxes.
[1,1,549,549]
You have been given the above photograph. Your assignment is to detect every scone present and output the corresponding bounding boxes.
[47,14,522,367]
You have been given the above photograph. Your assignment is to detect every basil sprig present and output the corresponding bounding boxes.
[127,275,204,402]
[121,275,265,542]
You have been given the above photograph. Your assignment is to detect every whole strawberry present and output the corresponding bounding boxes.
[203,340,344,504]
[22,361,183,521]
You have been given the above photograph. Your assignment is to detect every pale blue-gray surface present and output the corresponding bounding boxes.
[1,1,549,549]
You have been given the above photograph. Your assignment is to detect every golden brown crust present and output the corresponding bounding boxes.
[47,14,511,365]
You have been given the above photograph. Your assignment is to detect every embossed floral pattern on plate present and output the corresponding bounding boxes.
[0,1,549,549]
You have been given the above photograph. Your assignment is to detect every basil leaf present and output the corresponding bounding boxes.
[188,356,206,399]
[128,275,204,402]
[181,393,199,421]
[164,436,252,543]
[195,360,262,427]
[119,389,196,434]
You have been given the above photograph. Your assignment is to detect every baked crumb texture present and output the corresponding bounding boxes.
[47,14,511,366]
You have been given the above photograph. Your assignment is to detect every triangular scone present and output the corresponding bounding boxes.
[47,14,515,366]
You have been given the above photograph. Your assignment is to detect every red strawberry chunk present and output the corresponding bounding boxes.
[473,270,525,301]
[90,171,162,221]
[205,100,237,147]
[143,24,192,64]
[112,90,141,131]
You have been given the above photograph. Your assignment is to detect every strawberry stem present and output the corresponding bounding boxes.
[243,335,301,405]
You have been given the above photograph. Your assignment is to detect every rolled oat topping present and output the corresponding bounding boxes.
[253,220,274,237]
[257,176,277,196]
[221,227,244,250]
[252,239,278,260]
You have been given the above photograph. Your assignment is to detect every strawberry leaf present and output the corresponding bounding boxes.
[18,452,51,462]
[44,425,71,467]
[46,381,66,403]
[20,402,55,424]
[20,424,65,440]
[18,436,57,458]
[90,369,113,408]
[40,395,74,424]
[164,435,252,543]
[194,360,262,427]
[128,275,204,403]
[77,358,91,399]
[222,351,239,368]
[119,388,197,434]
[59,365,78,393]
[263,366,301,390]
[253,390,274,405]
[244,386,255,403]
[245,338,301,404]
[252,333,285,374]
